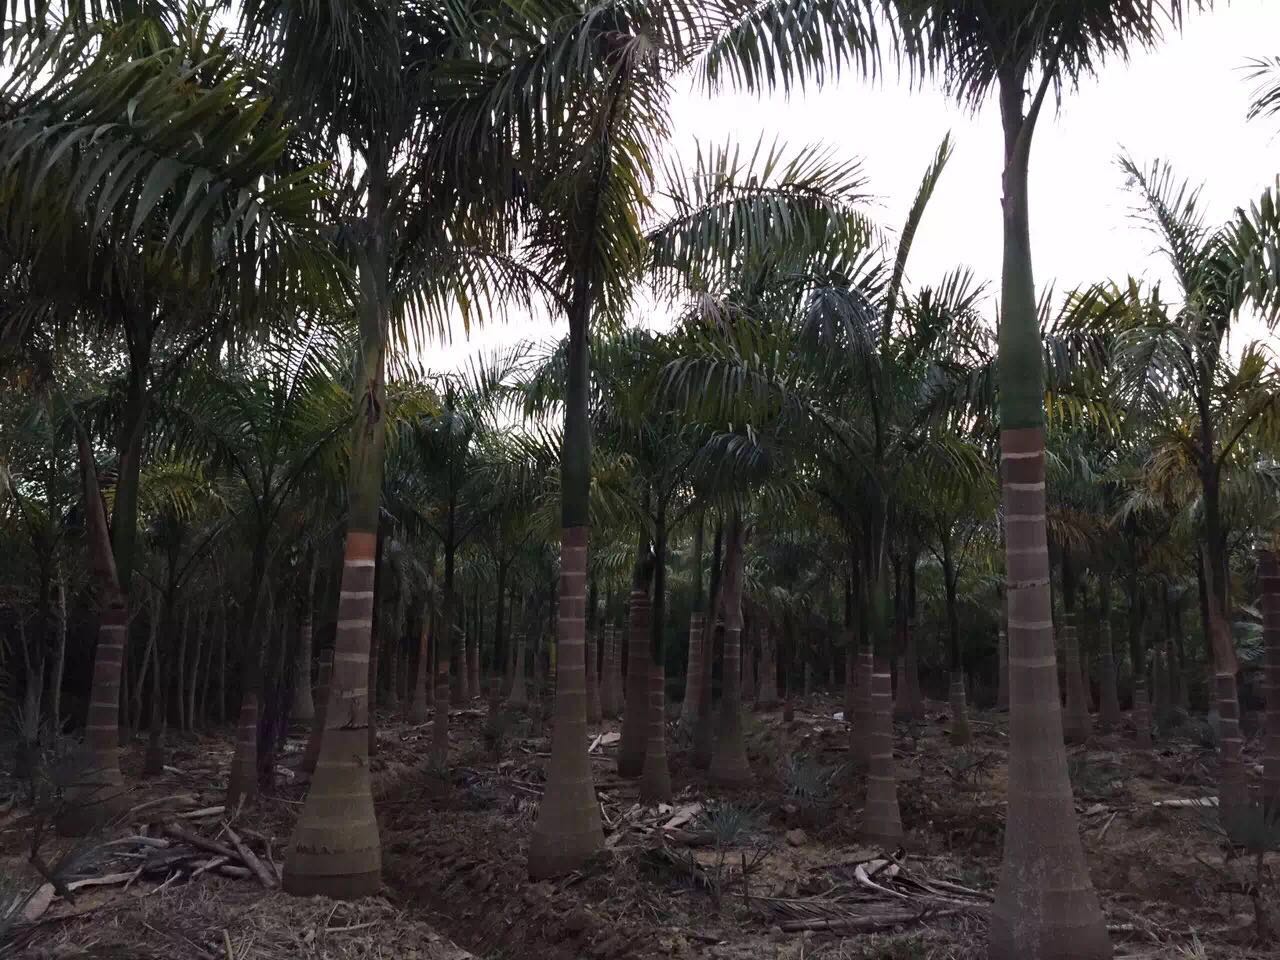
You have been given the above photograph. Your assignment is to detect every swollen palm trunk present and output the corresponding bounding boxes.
[864,661,902,842]
[990,427,1108,960]
[301,651,332,776]
[639,656,672,803]
[1262,550,1280,813]
[284,532,380,897]
[528,528,604,878]
[1062,613,1090,744]
[62,604,129,833]
[617,589,651,778]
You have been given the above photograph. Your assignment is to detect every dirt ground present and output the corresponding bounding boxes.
[2,696,1276,959]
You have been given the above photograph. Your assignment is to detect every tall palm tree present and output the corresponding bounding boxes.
[885,4,1208,955]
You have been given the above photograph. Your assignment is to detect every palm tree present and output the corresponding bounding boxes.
[884,5,1213,954]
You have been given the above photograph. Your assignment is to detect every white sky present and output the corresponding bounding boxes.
[434,0,1280,367]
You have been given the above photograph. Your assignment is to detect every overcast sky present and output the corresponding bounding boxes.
[435,0,1280,367]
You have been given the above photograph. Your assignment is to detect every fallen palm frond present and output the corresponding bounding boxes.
[756,852,991,934]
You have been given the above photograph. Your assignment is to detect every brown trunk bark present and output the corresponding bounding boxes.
[1132,678,1153,750]
[949,670,972,747]
[1062,612,1090,744]
[864,660,902,842]
[618,588,651,778]
[991,425,1106,959]
[693,616,716,770]
[1215,670,1248,828]
[1098,615,1122,731]
[284,530,381,897]
[851,648,873,766]
[996,594,1010,712]
[528,527,604,878]
[585,630,602,725]
[758,623,779,708]
[602,626,620,718]
[509,632,528,709]
[410,620,431,723]
[61,425,128,833]
[301,650,332,776]
[709,517,751,786]
[679,614,704,731]
[1262,549,1280,813]
[638,655,672,803]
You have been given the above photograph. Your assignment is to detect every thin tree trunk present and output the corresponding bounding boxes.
[758,621,779,707]
[187,604,204,732]
[1098,575,1122,729]
[944,543,971,746]
[679,518,706,732]
[709,514,751,786]
[292,556,317,723]
[640,504,672,803]
[693,519,723,770]
[410,613,432,723]
[50,569,67,734]
[509,627,528,710]
[176,602,189,734]
[987,69,1108,960]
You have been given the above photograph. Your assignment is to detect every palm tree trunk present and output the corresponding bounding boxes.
[758,622,779,708]
[292,557,317,723]
[301,650,332,776]
[640,503,672,803]
[1061,554,1090,744]
[586,630,602,725]
[50,569,67,734]
[509,631,529,708]
[679,517,706,733]
[864,657,902,842]
[943,541,971,747]
[1097,576,1122,730]
[988,70,1109,960]
[1260,549,1280,815]
[693,519,723,770]
[61,420,127,834]
[709,513,752,786]
[618,580,652,778]
[187,605,204,732]
[528,275,604,878]
[227,539,268,809]
[996,585,1010,711]
[410,614,432,723]
[284,175,389,898]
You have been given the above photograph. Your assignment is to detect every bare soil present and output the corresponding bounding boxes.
[2,697,1276,959]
